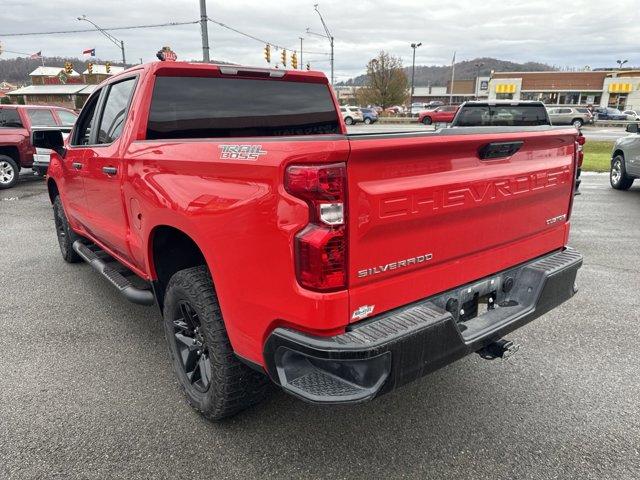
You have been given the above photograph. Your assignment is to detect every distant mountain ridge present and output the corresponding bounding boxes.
[338,57,556,87]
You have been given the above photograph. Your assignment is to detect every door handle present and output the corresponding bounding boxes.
[72,162,83,170]
[102,166,118,176]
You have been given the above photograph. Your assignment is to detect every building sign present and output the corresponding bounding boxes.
[44,75,82,85]
[480,80,488,91]
[157,46,177,62]
[608,83,632,93]
[496,84,516,94]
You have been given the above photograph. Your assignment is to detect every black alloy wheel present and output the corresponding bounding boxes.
[171,300,212,393]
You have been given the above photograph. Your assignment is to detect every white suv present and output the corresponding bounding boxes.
[340,106,363,125]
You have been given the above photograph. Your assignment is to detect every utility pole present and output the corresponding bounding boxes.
[410,42,422,115]
[449,51,456,105]
[199,0,211,62]
[299,37,304,70]
[77,15,126,65]
[307,4,334,85]
[474,62,484,98]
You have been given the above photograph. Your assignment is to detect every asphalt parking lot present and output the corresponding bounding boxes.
[1,172,639,480]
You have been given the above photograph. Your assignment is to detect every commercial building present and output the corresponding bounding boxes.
[7,64,122,109]
[488,70,640,110]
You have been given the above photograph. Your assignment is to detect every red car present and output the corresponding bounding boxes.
[36,61,582,420]
[418,105,459,125]
[0,105,77,188]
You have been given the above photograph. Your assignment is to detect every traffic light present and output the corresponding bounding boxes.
[263,44,270,63]
[87,62,93,74]
[281,49,286,67]
[291,51,298,69]
[64,62,73,74]
[105,61,111,73]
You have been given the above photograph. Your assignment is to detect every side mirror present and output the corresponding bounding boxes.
[626,123,639,134]
[31,128,65,156]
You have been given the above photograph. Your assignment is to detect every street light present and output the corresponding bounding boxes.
[616,59,628,70]
[410,42,422,116]
[77,15,126,65]
[306,4,334,86]
[474,62,484,98]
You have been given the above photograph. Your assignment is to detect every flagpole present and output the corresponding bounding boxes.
[449,51,456,105]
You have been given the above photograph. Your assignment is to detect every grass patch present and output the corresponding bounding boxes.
[582,140,614,173]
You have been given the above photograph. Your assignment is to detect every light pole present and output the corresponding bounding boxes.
[410,42,422,115]
[307,4,334,85]
[77,15,126,65]
[616,59,628,70]
[474,62,484,98]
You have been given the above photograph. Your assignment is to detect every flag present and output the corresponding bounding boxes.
[30,51,42,59]
[82,48,95,57]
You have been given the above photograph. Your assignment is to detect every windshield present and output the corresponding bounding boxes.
[454,104,549,126]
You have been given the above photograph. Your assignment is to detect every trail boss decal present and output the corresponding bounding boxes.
[218,145,267,160]
[358,253,433,278]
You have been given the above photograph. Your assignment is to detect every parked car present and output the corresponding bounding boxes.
[623,110,640,121]
[451,101,551,127]
[451,101,583,194]
[418,105,458,125]
[340,106,363,125]
[359,107,379,124]
[594,107,627,121]
[36,61,582,420]
[547,106,592,128]
[610,123,640,190]
[384,105,405,115]
[0,105,77,188]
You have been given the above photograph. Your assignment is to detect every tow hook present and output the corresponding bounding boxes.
[477,339,520,360]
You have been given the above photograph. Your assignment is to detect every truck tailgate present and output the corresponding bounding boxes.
[346,128,578,321]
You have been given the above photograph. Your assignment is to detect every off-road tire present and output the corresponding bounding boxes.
[53,195,82,263]
[610,155,634,190]
[163,266,270,420]
[0,155,19,190]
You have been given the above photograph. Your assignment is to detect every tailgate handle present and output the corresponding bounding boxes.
[478,141,523,160]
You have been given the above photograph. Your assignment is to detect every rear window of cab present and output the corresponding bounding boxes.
[146,76,341,139]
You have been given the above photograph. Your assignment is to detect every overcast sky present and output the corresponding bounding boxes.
[1,0,637,81]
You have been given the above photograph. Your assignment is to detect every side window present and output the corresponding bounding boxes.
[71,92,101,146]
[0,108,23,128]
[56,110,78,126]
[96,78,136,144]
[27,109,57,126]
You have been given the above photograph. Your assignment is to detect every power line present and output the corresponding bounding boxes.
[0,20,199,37]
[206,17,329,55]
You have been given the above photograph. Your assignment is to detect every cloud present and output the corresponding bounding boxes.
[0,0,637,81]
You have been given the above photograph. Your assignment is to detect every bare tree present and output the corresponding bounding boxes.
[356,51,409,109]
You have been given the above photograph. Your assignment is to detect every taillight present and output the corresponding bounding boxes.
[576,134,585,167]
[285,163,347,291]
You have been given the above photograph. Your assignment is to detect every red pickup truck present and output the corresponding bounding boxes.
[0,105,77,188]
[35,61,583,420]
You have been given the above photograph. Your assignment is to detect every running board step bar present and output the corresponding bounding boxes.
[72,240,155,306]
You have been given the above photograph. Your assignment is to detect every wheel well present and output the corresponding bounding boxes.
[47,179,59,204]
[0,146,20,169]
[151,226,207,309]
[571,118,582,124]
[613,150,624,162]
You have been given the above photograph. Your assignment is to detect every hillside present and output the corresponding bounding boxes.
[338,57,555,87]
